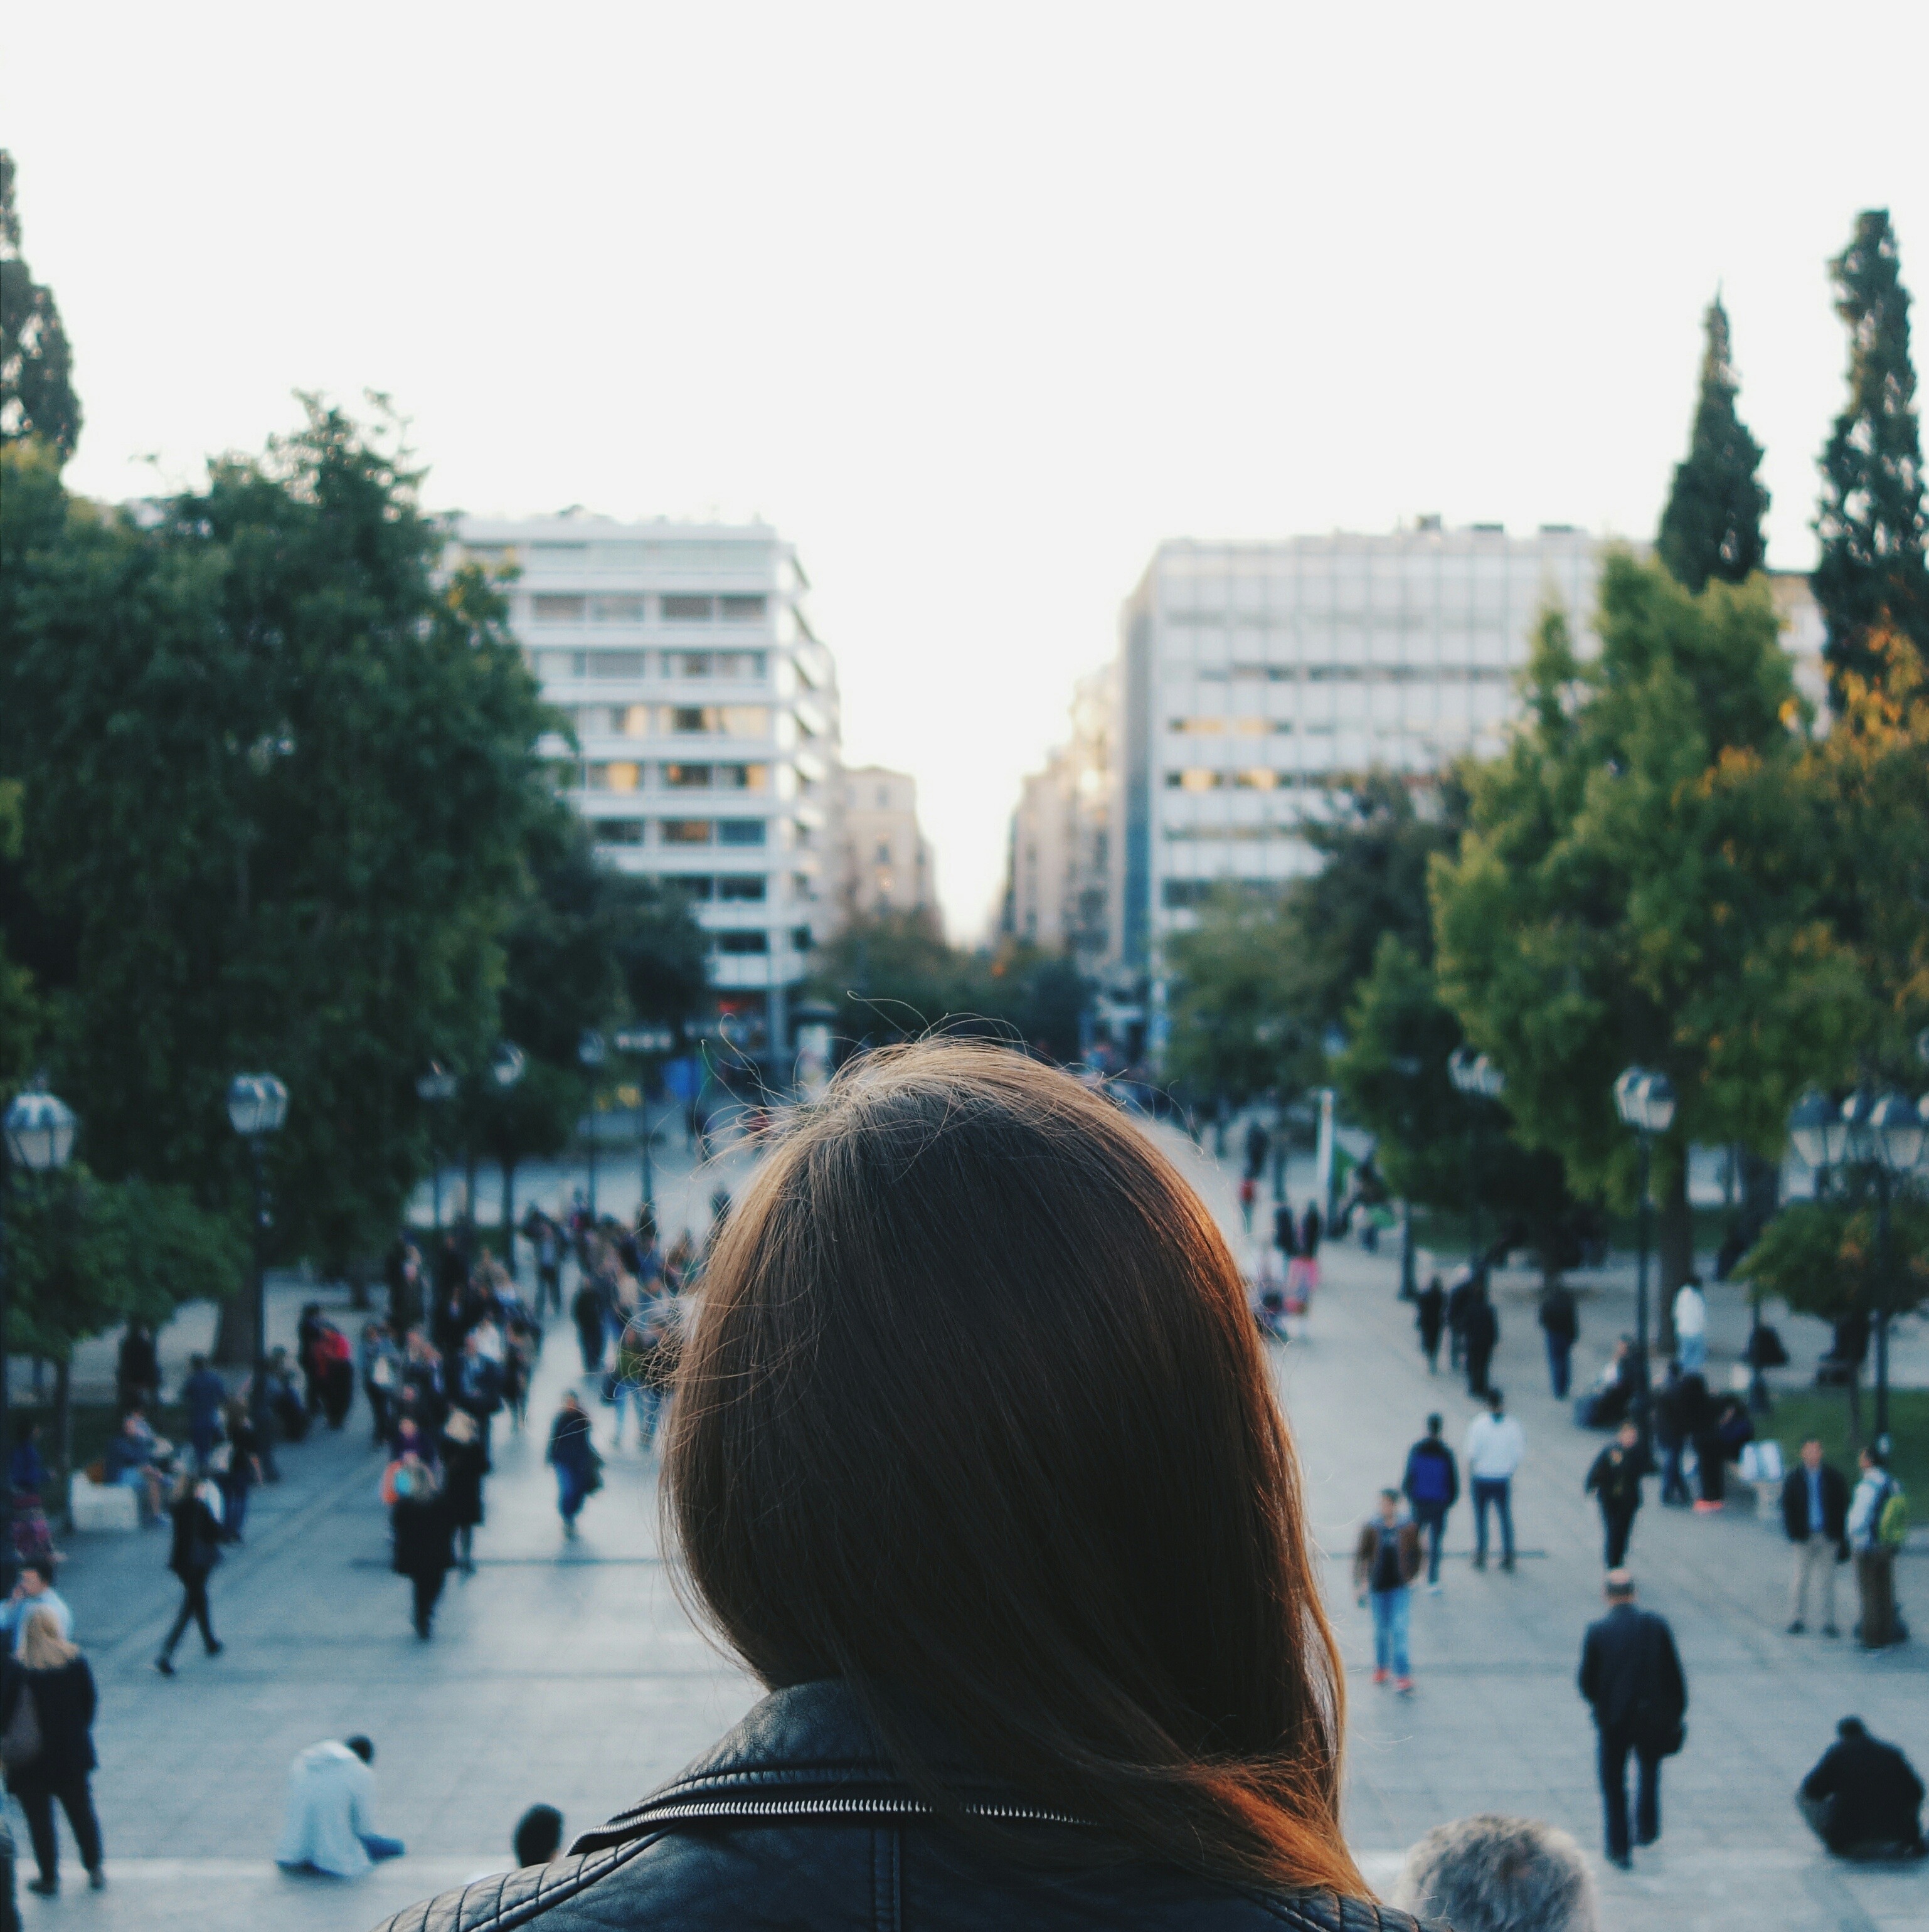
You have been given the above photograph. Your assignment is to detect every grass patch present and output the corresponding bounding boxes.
[1765,1387,1929,1501]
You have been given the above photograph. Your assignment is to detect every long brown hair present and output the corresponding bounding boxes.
[666,1041,1362,1896]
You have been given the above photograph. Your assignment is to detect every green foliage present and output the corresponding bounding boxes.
[0,403,556,1276]
[1814,210,1929,701]
[0,152,82,463]
[0,782,38,1087]
[1164,772,1465,1103]
[1738,1185,1929,1326]
[1657,294,1768,593]
[807,911,1085,1061]
[3,1164,245,1361]
[1431,555,1866,1212]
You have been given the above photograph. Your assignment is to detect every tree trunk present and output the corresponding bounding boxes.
[213,1284,257,1370]
[347,1256,371,1313]
[1655,1156,1694,1353]
[501,1158,519,1280]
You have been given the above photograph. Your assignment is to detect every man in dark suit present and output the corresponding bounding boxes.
[1578,1571,1687,1869]
[1780,1438,1850,1637]
[1799,1717,1925,1859]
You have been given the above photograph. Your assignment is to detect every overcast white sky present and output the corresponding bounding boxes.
[6,4,1925,935]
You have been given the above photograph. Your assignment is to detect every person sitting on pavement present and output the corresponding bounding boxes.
[1391,1813,1597,1932]
[1797,1717,1925,1860]
[274,1736,404,1876]
[0,1561,72,1657]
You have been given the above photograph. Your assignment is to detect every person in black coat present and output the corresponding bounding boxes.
[1585,1423,1651,1568]
[1578,1572,1687,1868]
[1799,1717,1926,1859]
[1414,1275,1445,1374]
[440,1409,490,1574]
[2,1610,105,1892]
[1462,1284,1499,1400]
[1781,1438,1851,1635]
[154,1475,225,1675]
[1538,1282,1580,1399]
[390,1455,455,1638]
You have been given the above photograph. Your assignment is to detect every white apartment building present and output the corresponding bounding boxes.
[454,514,841,1055]
[836,765,937,921]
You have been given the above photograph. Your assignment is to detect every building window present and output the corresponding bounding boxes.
[661,819,713,845]
[715,650,768,680]
[662,594,713,622]
[586,762,640,793]
[1162,879,1218,908]
[1235,768,1280,790]
[1167,769,1223,791]
[665,763,713,788]
[718,819,767,847]
[874,840,893,863]
[588,652,647,679]
[718,874,767,901]
[716,763,768,791]
[876,786,890,807]
[720,705,772,737]
[720,595,768,620]
[716,930,770,955]
[589,594,647,624]
[533,593,587,622]
[538,650,582,679]
[592,819,646,846]
[668,874,714,899]
[670,706,717,733]
[790,926,814,951]
[673,652,712,677]
[619,704,651,736]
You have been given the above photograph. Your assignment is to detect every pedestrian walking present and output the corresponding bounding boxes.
[440,1409,489,1575]
[1445,1268,1476,1372]
[114,1319,160,1416]
[1,1609,105,1894]
[1848,1446,1908,1649]
[386,1447,454,1638]
[275,1736,405,1875]
[1578,1571,1686,1870]
[179,1354,227,1472]
[361,1322,403,1447]
[547,1390,602,1537]
[1781,1438,1849,1637]
[1353,1490,1420,1693]
[216,1398,263,1542]
[526,1209,565,1318]
[1539,1282,1579,1400]
[1400,1414,1458,1593]
[1414,1273,1445,1374]
[571,1277,605,1376]
[1585,1422,1650,1569]
[1693,1394,1751,1512]
[380,1039,1422,1932]
[1463,1388,1522,1573]
[1797,1717,1925,1860]
[1462,1281,1499,1400]
[1653,1362,1694,1506]
[154,1472,225,1676]
[1286,1202,1322,1302]
[1671,1277,1708,1374]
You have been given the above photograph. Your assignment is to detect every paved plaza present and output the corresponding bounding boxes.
[26,1122,1929,1931]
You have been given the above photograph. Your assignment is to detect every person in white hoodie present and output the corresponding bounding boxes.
[1671,1278,1708,1374]
[274,1736,404,1877]
[1464,1388,1526,1573]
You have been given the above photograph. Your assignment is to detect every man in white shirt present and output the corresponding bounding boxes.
[275,1736,405,1877]
[1464,1388,1526,1573]
[1672,1278,1708,1373]
[0,1560,72,1655]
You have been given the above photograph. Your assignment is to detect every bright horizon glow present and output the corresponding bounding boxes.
[6,4,1924,938]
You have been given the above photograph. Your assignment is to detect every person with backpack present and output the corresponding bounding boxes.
[1848,1446,1908,1650]
[1352,1489,1421,1695]
[1400,1414,1459,1593]
[154,1472,225,1676]
[1,1607,105,1894]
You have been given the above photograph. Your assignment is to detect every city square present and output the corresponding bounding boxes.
[3,8,1928,1932]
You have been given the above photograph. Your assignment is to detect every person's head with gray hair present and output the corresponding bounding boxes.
[1391,1813,1597,1932]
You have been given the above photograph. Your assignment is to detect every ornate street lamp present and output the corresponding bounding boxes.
[1448,1048,1506,1283]
[415,1064,459,1231]
[2,1086,77,1590]
[614,1024,676,1216]
[1613,1066,1676,1459]
[227,1073,289,1457]
[489,1044,526,1276]
[578,1030,607,1221]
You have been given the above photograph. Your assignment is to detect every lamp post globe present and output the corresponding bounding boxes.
[1,1085,75,1592]
[578,1031,607,1219]
[1788,1089,1834,1174]
[1868,1091,1925,1176]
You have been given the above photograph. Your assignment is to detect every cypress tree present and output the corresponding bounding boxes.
[1812,209,1928,701]
[1656,294,1768,592]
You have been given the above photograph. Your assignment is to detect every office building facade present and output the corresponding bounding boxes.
[454,514,841,1054]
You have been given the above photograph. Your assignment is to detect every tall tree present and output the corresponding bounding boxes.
[1813,210,1929,704]
[0,404,556,1361]
[0,152,81,462]
[1656,294,1768,593]
[1431,556,1867,1293]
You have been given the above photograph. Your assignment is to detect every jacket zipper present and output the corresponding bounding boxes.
[622,1793,1090,1830]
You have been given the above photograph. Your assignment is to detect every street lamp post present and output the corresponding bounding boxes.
[578,1030,607,1222]
[614,1025,675,1219]
[1613,1066,1677,1463]
[1843,1089,1926,1441]
[2,1086,77,1593]
[227,1073,290,1458]
[1448,1048,1506,1281]
[415,1065,459,1231]
[489,1043,526,1276]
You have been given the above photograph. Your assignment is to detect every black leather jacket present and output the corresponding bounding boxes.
[373,1682,1437,1932]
